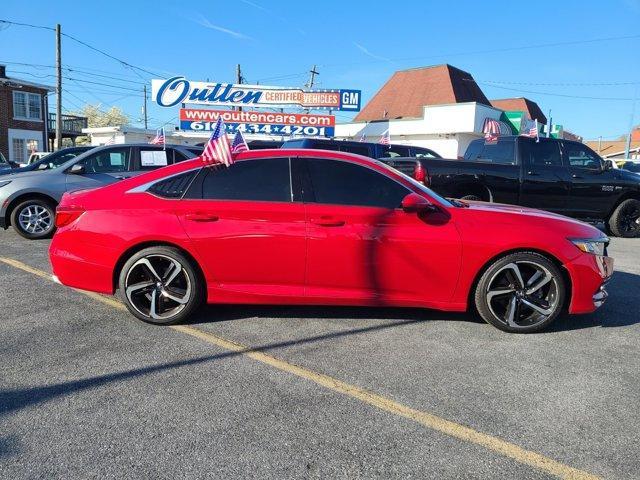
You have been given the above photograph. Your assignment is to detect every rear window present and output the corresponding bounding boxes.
[464,139,515,165]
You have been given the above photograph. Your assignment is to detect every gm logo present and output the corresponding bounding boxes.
[340,90,361,111]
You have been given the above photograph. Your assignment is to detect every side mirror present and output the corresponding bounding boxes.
[603,159,613,170]
[37,163,49,171]
[401,193,437,213]
[68,164,85,175]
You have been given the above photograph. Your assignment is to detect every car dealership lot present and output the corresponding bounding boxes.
[0,229,639,479]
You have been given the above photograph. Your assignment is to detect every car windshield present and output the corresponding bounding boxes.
[33,150,86,170]
[373,160,453,207]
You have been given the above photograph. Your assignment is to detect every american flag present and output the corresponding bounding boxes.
[150,128,165,146]
[483,118,502,142]
[528,119,539,142]
[379,129,390,145]
[202,117,233,167]
[231,129,249,154]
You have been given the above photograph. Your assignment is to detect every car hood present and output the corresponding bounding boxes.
[460,200,606,238]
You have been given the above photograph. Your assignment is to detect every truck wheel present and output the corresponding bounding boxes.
[460,195,482,201]
[608,199,640,238]
[10,199,57,240]
[474,252,565,333]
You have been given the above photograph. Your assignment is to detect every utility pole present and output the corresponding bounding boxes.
[598,135,602,153]
[305,65,319,113]
[306,65,319,89]
[236,64,243,112]
[55,24,62,150]
[624,87,637,159]
[546,109,552,138]
[143,85,148,130]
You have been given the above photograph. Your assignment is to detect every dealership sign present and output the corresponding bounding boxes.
[180,109,335,137]
[153,77,361,111]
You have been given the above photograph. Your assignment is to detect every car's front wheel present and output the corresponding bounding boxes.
[10,198,56,240]
[608,198,640,238]
[118,246,205,325]
[474,252,566,333]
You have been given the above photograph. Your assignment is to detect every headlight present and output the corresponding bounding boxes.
[0,180,11,189]
[570,238,608,256]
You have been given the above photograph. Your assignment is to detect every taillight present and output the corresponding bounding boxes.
[413,162,429,186]
[55,208,84,228]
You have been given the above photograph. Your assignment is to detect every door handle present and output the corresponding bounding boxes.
[312,217,345,227]
[527,171,540,176]
[572,174,583,179]
[185,212,219,222]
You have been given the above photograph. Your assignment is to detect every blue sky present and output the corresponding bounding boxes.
[1,0,639,140]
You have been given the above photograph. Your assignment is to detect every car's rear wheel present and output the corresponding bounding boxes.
[118,246,205,325]
[474,252,565,333]
[10,198,56,240]
[608,198,640,238]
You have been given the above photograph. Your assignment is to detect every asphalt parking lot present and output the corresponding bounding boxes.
[0,229,638,479]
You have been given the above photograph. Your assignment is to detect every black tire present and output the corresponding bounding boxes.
[118,246,205,325]
[474,252,565,333]
[608,198,640,238]
[10,198,57,240]
[460,195,482,201]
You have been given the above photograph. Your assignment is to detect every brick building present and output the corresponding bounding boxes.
[0,65,53,164]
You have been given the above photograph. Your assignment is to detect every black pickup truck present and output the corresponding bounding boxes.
[380,136,640,237]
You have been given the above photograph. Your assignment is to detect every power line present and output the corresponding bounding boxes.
[477,82,636,101]
[0,19,161,78]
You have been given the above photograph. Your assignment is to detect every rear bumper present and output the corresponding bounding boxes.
[49,233,118,295]
[566,254,614,314]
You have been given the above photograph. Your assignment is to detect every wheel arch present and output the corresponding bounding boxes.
[606,191,640,219]
[466,247,572,313]
[453,182,493,202]
[112,241,206,293]
[6,192,59,227]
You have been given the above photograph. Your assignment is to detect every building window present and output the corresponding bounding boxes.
[13,91,42,120]
[12,138,26,164]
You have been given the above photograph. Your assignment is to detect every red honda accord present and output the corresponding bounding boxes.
[49,149,613,333]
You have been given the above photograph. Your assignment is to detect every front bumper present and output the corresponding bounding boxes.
[566,253,614,314]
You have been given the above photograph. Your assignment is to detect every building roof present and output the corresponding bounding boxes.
[354,64,491,122]
[584,140,640,158]
[490,97,547,124]
[0,65,54,91]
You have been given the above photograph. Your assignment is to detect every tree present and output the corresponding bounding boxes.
[69,104,130,145]
[75,104,130,128]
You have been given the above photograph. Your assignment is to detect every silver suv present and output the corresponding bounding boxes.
[0,143,202,240]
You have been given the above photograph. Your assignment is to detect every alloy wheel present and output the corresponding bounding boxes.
[619,202,640,235]
[124,254,192,321]
[485,261,559,330]
[18,204,53,235]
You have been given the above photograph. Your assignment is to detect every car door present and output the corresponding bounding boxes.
[65,146,133,192]
[300,157,462,306]
[177,157,307,299]
[561,141,617,218]
[519,138,572,213]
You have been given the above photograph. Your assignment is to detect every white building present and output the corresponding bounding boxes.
[335,64,547,158]
[335,102,506,159]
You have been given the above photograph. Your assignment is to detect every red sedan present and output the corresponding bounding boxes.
[49,149,613,333]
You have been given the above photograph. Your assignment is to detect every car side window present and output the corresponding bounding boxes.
[78,148,130,173]
[564,142,603,170]
[188,158,291,202]
[381,145,411,158]
[139,148,170,171]
[465,140,515,165]
[521,141,563,167]
[339,144,370,156]
[411,147,438,158]
[306,158,409,209]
